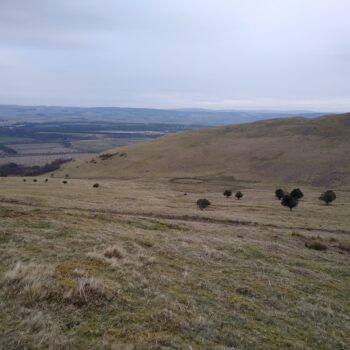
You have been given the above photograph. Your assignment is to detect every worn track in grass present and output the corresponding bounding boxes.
[1,198,349,236]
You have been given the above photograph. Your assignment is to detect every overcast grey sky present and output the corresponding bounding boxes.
[0,0,349,111]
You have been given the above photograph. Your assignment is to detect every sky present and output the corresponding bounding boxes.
[0,0,349,111]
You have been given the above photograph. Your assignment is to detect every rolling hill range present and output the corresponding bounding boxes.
[0,104,322,125]
[59,113,350,186]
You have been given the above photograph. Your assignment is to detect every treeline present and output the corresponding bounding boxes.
[0,159,71,177]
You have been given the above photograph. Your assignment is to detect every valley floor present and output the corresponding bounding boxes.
[0,176,349,349]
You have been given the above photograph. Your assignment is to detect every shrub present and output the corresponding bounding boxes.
[45,179,48,183]
[196,198,211,210]
[305,240,328,251]
[291,188,303,199]
[76,276,112,303]
[93,183,100,188]
[235,191,243,200]
[23,179,26,182]
[223,190,232,198]
[319,190,336,205]
[281,194,298,211]
[33,179,37,182]
[275,188,285,200]
[62,181,68,184]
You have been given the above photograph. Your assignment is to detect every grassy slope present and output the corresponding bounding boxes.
[59,113,350,186]
[0,177,349,349]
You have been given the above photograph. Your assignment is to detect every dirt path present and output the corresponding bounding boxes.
[1,197,349,236]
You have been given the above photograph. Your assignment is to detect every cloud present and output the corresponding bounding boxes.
[0,0,349,111]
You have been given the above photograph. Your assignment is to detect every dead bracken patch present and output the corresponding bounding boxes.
[305,240,328,251]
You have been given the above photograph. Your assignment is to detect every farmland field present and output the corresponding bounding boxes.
[0,119,200,167]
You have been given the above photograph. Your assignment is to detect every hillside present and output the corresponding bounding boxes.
[59,113,350,186]
[0,177,349,349]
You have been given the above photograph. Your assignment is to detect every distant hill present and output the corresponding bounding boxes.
[60,113,350,186]
[0,104,323,126]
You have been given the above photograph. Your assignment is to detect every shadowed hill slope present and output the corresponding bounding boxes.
[59,113,350,186]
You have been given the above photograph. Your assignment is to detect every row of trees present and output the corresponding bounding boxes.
[276,188,336,211]
[0,159,71,177]
[223,190,243,200]
[196,188,337,211]
[197,190,244,210]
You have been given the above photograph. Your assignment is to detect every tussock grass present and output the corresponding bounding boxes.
[2,262,55,305]
[104,245,125,259]
[87,245,126,267]
[2,261,114,308]
[63,274,114,306]
[2,309,72,350]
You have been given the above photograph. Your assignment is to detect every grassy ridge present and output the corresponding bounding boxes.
[60,113,350,187]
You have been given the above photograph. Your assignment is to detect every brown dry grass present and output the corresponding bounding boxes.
[59,113,350,186]
[0,176,349,349]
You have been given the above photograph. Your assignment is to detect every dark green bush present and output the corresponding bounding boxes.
[281,194,298,211]
[291,188,303,199]
[223,190,232,198]
[319,190,336,205]
[235,191,243,200]
[275,188,285,200]
[196,198,211,210]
